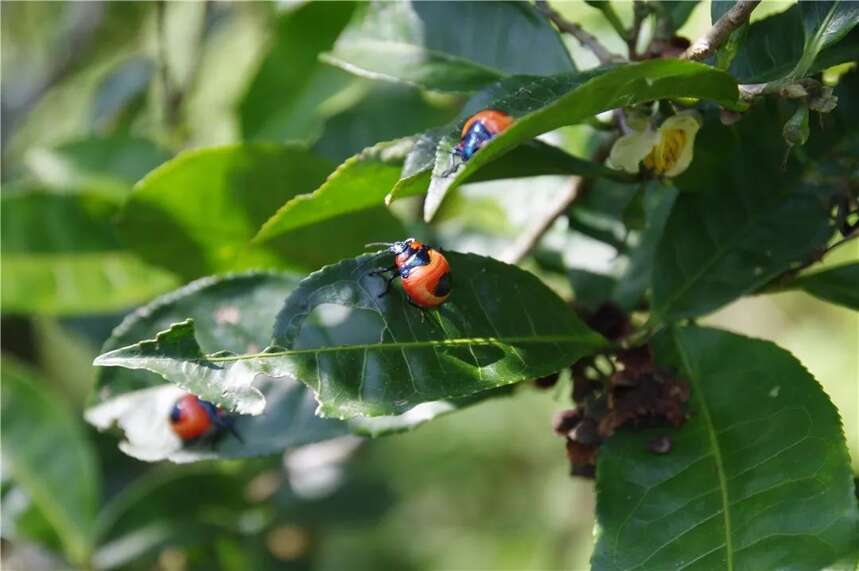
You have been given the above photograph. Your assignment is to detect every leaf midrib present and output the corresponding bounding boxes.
[134,334,601,365]
[793,1,839,78]
[675,332,734,571]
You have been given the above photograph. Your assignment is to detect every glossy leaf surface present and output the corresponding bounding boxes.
[322,1,575,92]
[593,326,859,570]
[651,107,835,321]
[95,251,605,419]
[730,3,859,82]
[87,272,348,462]
[397,60,738,221]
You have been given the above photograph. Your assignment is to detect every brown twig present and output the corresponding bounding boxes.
[758,230,858,293]
[628,1,649,59]
[501,176,587,264]
[536,0,624,65]
[502,137,618,264]
[682,0,761,61]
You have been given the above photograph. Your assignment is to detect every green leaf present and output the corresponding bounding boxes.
[787,262,859,311]
[25,135,170,196]
[661,0,701,30]
[347,386,513,437]
[794,1,859,78]
[611,183,678,311]
[92,464,261,569]
[405,60,738,221]
[651,106,835,321]
[311,83,461,163]
[119,143,404,280]
[91,56,154,131]
[254,139,411,243]
[389,135,634,205]
[1,188,178,315]
[710,0,735,23]
[272,251,605,418]
[730,4,859,83]
[95,251,606,419]
[322,0,575,92]
[593,326,859,570]
[2,360,100,566]
[86,272,349,462]
[239,1,358,141]
[257,137,632,243]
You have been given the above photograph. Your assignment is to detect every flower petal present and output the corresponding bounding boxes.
[608,129,658,174]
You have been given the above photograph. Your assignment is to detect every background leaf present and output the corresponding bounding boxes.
[322,0,575,93]
[2,360,101,566]
[794,1,859,78]
[271,251,605,418]
[254,139,412,243]
[611,183,679,311]
[23,135,169,196]
[786,262,859,311]
[729,3,859,83]
[95,251,605,419]
[118,143,405,280]
[257,137,631,243]
[651,105,836,321]
[86,272,349,462]
[239,1,358,142]
[592,326,859,570]
[411,60,738,221]
[1,188,178,315]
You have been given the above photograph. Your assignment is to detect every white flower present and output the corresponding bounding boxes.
[608,110,702,177]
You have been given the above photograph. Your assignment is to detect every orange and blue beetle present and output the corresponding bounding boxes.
[169,394,242,446]
[368,238,452,309]
[444,109,514,175]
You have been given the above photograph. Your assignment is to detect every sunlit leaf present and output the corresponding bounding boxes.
[95,251,605,419]
[2,360,100,566]
[384,60,737,221]
[239,1,358,141]
[118,143,404,280]
[24,135,169,196]
[256,137,629,244]
[593,326,859,570]
[322,1,575,92]
[86,272,348,462]
[1,188,177,315]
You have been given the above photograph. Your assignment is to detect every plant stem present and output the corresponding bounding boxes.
[589,1,627,45]
[757,230,858,293]
[628,1,649,59]
[682,0,761,61]
[501,176,586,264]
[535,0,624,65]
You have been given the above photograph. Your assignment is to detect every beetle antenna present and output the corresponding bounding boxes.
[365,242,393,249]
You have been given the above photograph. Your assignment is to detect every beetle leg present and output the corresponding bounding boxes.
[407,298,428,322]
[441,147,462,177]
[225,423,244,444]
[372,267,400,298]
[369,264,397,276]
